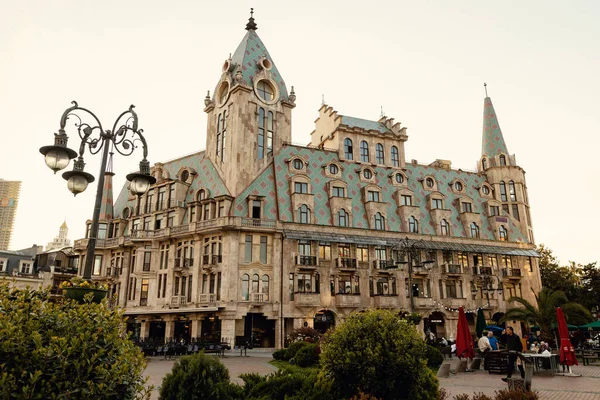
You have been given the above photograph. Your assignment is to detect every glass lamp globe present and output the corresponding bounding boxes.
[67,174,90,196]
[44,148,71,173]
[129,175,151,195]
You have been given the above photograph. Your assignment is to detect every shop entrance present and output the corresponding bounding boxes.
[314,310,336,334]
[174,320,191,344]
[243,313,275,348]
[201,315,221,344]
[149,320,166,343]
[424,311,446,341]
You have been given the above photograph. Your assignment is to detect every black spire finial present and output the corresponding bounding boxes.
[484,82,488,97]
[246,8,257,31]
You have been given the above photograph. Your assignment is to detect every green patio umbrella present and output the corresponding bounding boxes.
[476,308,486,338]
[531,323,579,331]
[579,320,600,330]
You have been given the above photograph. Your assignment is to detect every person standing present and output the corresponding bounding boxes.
[478,331,492,370]
[501,326,524,381]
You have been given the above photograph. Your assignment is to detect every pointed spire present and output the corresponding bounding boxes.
[482,86,509,159]
[246,8,257,31]
[99,151,114,221]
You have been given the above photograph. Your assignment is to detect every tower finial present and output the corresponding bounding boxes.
[484,82,488,97]
[246,8,258,31]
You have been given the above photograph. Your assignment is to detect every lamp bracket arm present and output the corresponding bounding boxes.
[60,101,105,135]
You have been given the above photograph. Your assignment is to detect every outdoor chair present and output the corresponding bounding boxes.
[582,351,598,366]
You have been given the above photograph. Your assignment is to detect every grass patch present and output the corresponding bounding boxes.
[269,360,320,375]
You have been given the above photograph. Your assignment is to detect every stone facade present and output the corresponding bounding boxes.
[71,15,541,347]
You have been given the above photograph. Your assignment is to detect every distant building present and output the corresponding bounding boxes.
[46,221,71,251]
[35,246,79,299]
[0,245,43,290]
[0,179,21,250]
[72,14,541,347]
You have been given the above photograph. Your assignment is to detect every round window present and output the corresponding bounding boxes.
[293,159,304,170]
[180,170,189,182]
[454,181,463,191]
[256,79,275,102]
[482,185,490,195]
[260,58,272,70]
[218,81,229,106]
[122,207,130,219]
[363,169,373,179]
[395,173,404,184]
[329,164,339,174]
[426,177,434,188]
[222,59,231,72]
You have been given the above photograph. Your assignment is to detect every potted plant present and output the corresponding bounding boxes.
[60,277,108,304]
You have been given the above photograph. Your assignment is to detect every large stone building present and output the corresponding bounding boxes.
[0,179,21,250]
[72,14,541,347]
[46,221,71,251]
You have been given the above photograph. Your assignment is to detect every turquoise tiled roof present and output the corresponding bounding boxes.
[233,165,277,220]
[229,30,288,101]
[482,97,509,158]
[341,116,390,134]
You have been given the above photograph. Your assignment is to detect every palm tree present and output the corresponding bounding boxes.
[502,288,592,342]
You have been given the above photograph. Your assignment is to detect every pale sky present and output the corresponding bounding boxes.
[1,1,599,265]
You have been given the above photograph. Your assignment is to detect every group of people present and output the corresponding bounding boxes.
[477,326,525,381]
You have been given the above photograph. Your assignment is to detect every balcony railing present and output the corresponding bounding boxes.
[251,293,266,302]
[169,199,186,208]
[171,224,189,234]
[294,292,321,307]
[335,294,362,308]
[296,255,317,266]
[175,258,194,268]
[171,295,187,307]
[336,257,357,269]
[200,293,216,304]
[241,218,276,228]
[202,255,222,265]
[472,266,493,275]
[373,260,396,269]
[502,268,522,278]
[443,264,463,274]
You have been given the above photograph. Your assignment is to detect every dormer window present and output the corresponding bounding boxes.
[489,205,500,216]
[297,205,311,224]
[454,182,463,192]
[332,186,345,197]
[432,198,443,209]
[499,155,507,166]
[294,181,308,194]
[408,216,419,233]
[482,158,488,170]
[367,190,380,202]
[329,164,339,175]
[363,169,373,180]
[470,222,480,238]
[217,81,230,106]
[481,184,491,196]
[440,219,450,236]
[256,79,275,102]
[374,213,385,230]
[401,194,413,206]
[293,159,304,170]
[395,173,404,184]
[337,209,349,227]
[461,202,473,213]
[425,177,435,188]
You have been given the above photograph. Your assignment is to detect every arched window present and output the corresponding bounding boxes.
[198,189,206,201]
[470,222,480,238]
[391,146,399,167]
[499,225,508,241]
[216,111,227,162]
[408,216,419,233]
[509,181,517,201]
[262,275,269,301]
[258,108,265,160]
[360,141,369,162]
[252,274,260,294]
[375,143,384,164]
[241,274,249,300]
[482,158,487,170]
[499,155,507,166]
[374,213,385,230]
[337,209,349,227]
[499,181,507,202]
[440,219,450,236]
[344,138,353,160]
[298,204,311,224]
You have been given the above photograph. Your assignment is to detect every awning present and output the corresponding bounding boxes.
[123,307,218,315]
[284,230,538,257]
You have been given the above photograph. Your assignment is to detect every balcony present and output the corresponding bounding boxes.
[175,258,194,269]
[296,255,317,267]
[251,293,266,303]
[502,268,522,279]
[73,238,88,250]
[413,297,433,309]
[443,264,463,275]
[373,260,396,270]
[440,297,468,309]
[294,292,321,307]
[171,224,190,234]
[241,218,276,228]
[335,294,362,308]
[170,295,187,308]
[202,255,222,266]
[169,199,186,208]
[336,257,357,269]
[472,266,493,275]
[199,293,216,304]
[373,295,399,308]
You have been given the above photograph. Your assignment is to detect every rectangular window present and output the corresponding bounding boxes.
[143,218,151,231]
[512,204,520,221]
[461,202,472,213]
[473,254,483,267]
[446,281,458,298]
[252,200,261,219]
[140,279,149,306]
[338,244,350,258]
[245,235,253,263]
[457,252,468,267]
[432,198,443,209]
[209,273,216,293]
[298,241,311,256]
[128,277,136,300]
[375,247,386,261]
[319,244,331,260]
[356,246,369,262]
[97,223,107,239]
[289,273,294,301]
[332,186,345,197]
[367,191,380,202]
[188,208,194,224]
[330,276,335,295]
[443,251,453,264]
[260,236,267,264]
[188,276,193,303]
[216,273,221,301]
[160,244,169,270]
[487,254,498,268]
[143,250,151,272]
[157,273,163,297]
[174,276,180,296]
[490,205,499,216]
[500,255,512,269]
[181,276,187,297]
[294,182,308,194]
[502,204,510,215]
[93,255,102,276]
[203,204,211,220]
[401,195,412,206]
[525,257,533,272]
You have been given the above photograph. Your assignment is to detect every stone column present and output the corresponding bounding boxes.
[190,317,201,341]
[141,320,150,340]
[221,318,236,346]
[165,319,175,343]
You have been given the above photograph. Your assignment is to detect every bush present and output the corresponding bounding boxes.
[319,309,439,400]
[272,348,289,361]
[159,352,241,400]
[294,343,320,367]
[286,326,323,344]
[425,345,444,368]
[446,390,538,400]
[241,368,329,400]
[286,340,310,360]
[0,284,149,399]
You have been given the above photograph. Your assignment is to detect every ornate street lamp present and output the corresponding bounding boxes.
[471,274,503,313]
[393,236,435,313]
[40,101,156,279]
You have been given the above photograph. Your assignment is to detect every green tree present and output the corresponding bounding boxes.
[0,283,149,399]
[537,245,580,298]
[318,309,438,400]
[503,287,592,342]
[577,262,600,311]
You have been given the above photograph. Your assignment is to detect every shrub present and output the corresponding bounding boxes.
[0,284,149,400]
[159,352,241,400]
[272,348,288,361]
[493,389,538,400]
[286,340,310,360]
[286,326,323,344]
[242,368,329,400]
[425,345,444,368]
[319,309,439,400]
[294,343,319,367]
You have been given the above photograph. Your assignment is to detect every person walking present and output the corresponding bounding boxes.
[500,326,524,381]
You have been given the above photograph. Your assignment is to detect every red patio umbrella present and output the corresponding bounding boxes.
[556,307,578,367]
[456,307,475,360]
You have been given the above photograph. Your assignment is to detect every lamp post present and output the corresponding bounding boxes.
[471,274,503,315]
[394,236,434,313]
[40,101,156,279]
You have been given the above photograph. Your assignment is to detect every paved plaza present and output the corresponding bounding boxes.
[143,351,600,399]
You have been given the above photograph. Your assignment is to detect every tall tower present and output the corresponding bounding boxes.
[478,93,534,243]
[203,10,296,196]
[0,179,21,250]
[46,220,72,251]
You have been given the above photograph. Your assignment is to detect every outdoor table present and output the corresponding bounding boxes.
[521,353,559,376]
